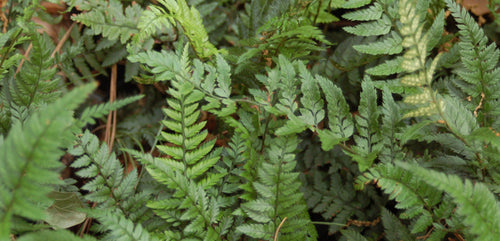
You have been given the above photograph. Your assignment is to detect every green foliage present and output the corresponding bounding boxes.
[4,0,500,240]
[0,32,60,133]
[399,162,500,241]
[0,83,96,239]
[128,45,229,240]
[69,130,153,239]
[347,79,382,171]
[70,0,142,44]
[446,0,500,127]
[237,136,317,240]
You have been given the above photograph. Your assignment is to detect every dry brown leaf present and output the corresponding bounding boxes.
[462,0,491,16]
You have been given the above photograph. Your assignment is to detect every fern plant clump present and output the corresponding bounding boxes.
[2,0,500,240]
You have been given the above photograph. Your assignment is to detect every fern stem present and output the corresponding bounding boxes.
[311,221,347,226]
[313,0,323,25]
[260,94,279,153]
[79,139,127,215]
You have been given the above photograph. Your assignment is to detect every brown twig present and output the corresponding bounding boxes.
[473,92,485,117]
[274,217,287,241]
[51,22,75,58]
[104,64,118,151]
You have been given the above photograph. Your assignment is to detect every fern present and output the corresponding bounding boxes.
[379,86,404,163]
[356,162,441,232]
[4,0,500,240]
[0,83,96,239]
[342,0,401,76]
[343,0,445,80]
[132,3,172,47]
[380,208,414,241]
[16,229,96,241]
[445,0,500,128]
[66,0,145,74]
[306,0,339,25]
[316,75,354,150]
[88,210,155,241]
[347,78,382,171]
[235,0,293,40]
[236,7,331,75]
[71,0,141,44]
[129,45,226,240]
[237,136,317,241]
[69,130,153,233]
[1,33,60,128]
[152,0,220,59]
[399,162,500,240]
[397,0,443,118]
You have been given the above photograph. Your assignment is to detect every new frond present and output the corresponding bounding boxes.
[157,0,219,58]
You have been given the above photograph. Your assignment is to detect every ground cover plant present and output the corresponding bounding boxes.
[1,0,500,240]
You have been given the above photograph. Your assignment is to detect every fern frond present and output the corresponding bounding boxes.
[0,28,25,81]
[129,45,227,239]
[72,0,141,44]
[342,2,383,21]
[341,0,404,77]
[445,0,500,127]
[275,58,325,136]
[307,0,339,24]
[70,131,146,212]
[347,79,381,171]
[133,4,173,46]
[399,162,500,241]
[236,0,293,39]
[236,6,330,72]
[129,44,235,115]
[353,31,403,55]
[16,229,96,241]
[237,136,317,241]
[365,56,404,76]
[441,96,478,136]
[398,0,443,118]
[76,95,144,127]
[381,208,414,241]
[356,163,440,224]
[316,76,354,150]
[156,0,219,58]
[343,15,391,37]
[3,33,60,123]
[379,87,404,163]
[89,210,155,241]
[0,83,96,238]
